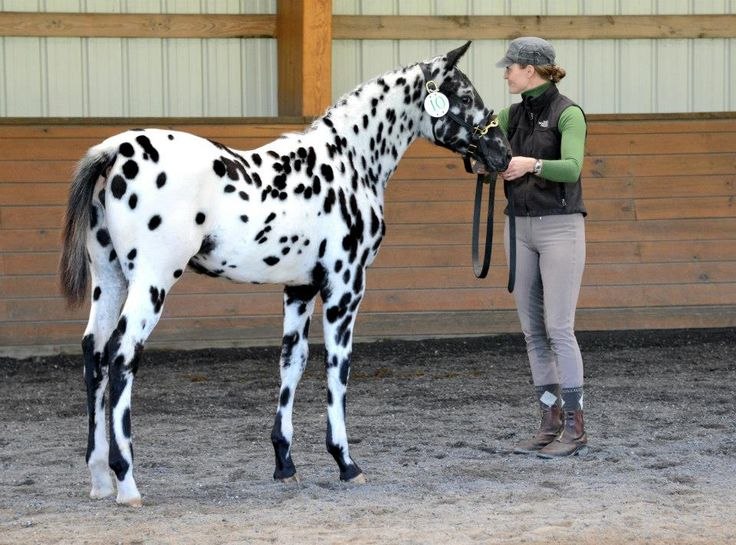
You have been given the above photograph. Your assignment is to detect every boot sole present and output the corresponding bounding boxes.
[537,445,589,459]
[513,446,546,455]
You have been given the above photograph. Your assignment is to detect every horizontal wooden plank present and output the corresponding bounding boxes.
[2,153,733,184]
[584,154,736,178]
[0,196,618,226]
[636,196,736,220]
[0,252,60,275]
[0,117,734,139]
[375,239,736,267]
[2,13,734,40]
[5,281,736,324]
[331,15,736,40]
[586,132,736,156]
[0,183,73,205]
[0,137,286,161]
[0,197,647,227]
[3,218,736,253]
[6,261,736,300]
[2,133,735,165]
[585,118,736,135]
[4,238,736,278]
[0,123,305,139]
[583,176,736,200]
[2,173,733,213]
[0,12,277,38]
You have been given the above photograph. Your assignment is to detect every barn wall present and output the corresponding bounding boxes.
[1,115,735,357]
[331,0,736,115]
[0,0,278,117]
[1,1,735,117]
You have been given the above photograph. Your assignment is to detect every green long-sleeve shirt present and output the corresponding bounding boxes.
[497,83,586,183]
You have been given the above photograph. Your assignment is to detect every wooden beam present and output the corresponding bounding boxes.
[276,0,332,117]
[0,12,276,38]
[2,12,735,41]
[332,14,736,40]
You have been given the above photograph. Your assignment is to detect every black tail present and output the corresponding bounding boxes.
[59,150,114,307]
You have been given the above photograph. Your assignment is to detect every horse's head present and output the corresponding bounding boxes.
[419,41,511,173]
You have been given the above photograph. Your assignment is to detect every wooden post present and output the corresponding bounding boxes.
[276,0,332,117]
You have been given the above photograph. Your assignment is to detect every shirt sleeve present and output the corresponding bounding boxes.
[497,107,510,136]
[540,105,586,183]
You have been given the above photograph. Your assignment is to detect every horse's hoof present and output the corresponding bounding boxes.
[89,486,114,500]
[89,469,114,499]
[347,472,368,484]
[116,494,143,508]
[278,473,301,484]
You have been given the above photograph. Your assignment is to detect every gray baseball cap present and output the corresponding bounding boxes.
[496,37,556,67]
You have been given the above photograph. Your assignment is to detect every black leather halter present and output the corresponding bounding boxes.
[419,63,515,291]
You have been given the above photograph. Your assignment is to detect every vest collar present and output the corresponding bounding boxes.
[520,83,559,117]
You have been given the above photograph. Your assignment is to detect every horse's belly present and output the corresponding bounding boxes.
[190,245,316,286]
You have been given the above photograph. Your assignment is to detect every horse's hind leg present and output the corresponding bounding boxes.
[271,285,318,482]
[104,270,179,506]
[83,208,127,499]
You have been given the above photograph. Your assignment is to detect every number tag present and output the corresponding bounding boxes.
[424,91,449,118]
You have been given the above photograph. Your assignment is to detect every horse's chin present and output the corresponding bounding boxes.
[475,157,508,175]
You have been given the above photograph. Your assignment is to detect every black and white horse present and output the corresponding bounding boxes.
[60,41,511,506]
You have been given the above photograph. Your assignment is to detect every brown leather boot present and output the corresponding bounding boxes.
[513,405,563,454]
[537,410,588,458]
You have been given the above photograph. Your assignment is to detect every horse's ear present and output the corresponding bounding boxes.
[445,41,471,69]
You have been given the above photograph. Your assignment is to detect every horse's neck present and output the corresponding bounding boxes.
[315,65,425,187]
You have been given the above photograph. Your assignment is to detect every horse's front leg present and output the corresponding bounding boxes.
[271,285,318,482]
[321,266,366,483]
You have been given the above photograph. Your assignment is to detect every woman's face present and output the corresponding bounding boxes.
[503,63,533,94]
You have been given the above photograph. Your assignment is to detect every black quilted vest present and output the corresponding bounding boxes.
[505,84,587,217]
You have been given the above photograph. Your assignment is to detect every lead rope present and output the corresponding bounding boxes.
[470,170,495,279]
[506,185,516,293]
[470,170,515,293]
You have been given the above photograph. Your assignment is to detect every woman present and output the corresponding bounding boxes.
[495,37,588,458]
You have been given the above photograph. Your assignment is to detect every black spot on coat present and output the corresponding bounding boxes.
[135,135,159,162]
[110,175,127,199]
[119,142,134,157]
[213,159,226,177]
[149,286,165,313]
[122,160,138,180]
[96,229,111,247]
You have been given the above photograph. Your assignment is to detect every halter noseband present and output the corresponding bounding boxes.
[419,63,498,174]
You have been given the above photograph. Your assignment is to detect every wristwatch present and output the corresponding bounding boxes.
[533,159,543,175]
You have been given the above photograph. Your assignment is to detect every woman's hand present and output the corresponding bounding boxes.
[500,156,537,181]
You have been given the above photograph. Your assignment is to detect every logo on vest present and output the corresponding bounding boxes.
[538,119,549,128]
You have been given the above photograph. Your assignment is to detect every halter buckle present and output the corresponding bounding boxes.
[473,117,499,137]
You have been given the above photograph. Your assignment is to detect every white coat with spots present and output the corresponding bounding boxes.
[59,41,511,506]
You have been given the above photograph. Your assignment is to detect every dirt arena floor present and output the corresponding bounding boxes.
[1,328,734,545]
